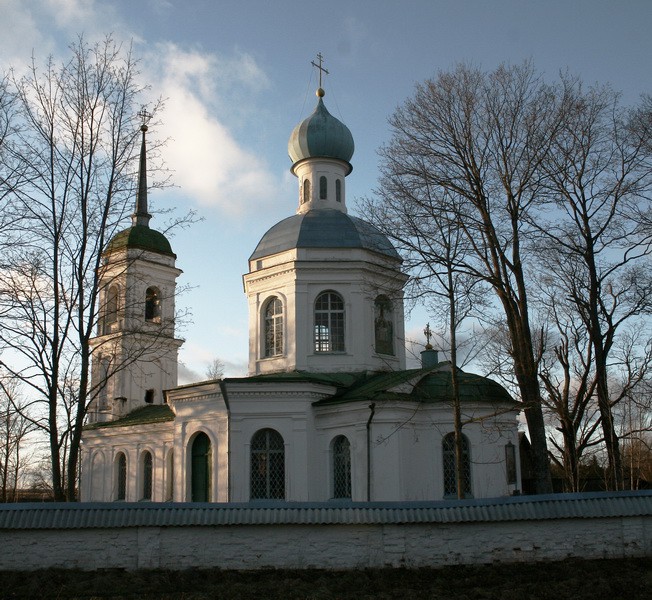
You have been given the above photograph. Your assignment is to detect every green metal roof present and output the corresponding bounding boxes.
[313,366,517,407]
[105,224,175,257]
[84,404,175,430]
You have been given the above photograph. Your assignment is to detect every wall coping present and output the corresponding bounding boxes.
[1,491,650,530]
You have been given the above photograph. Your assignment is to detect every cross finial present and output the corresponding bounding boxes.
[311,52,329,92]
[424,323,433,350]
[137,107,152,132]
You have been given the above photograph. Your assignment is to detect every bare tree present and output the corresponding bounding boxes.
[537,295,601,491]
[0,37,171,500]
[205,358,225,380]
[365,182,487,497]
[535,78,652,489]
[366,62,561,493]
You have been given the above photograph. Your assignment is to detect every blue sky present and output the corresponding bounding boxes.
[2,0,652,381]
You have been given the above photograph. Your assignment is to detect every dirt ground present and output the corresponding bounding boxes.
[0,557,650,599]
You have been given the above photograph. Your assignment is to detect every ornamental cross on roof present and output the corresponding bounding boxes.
[138,108,152,132]
[424,323,433,350]
[311,52,329,89]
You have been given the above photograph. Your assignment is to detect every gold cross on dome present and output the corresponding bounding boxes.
[311,52,329,89]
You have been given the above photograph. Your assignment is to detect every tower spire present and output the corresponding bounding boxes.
[132,109,152,228]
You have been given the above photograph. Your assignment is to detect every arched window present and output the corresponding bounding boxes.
[145,287,161,322]
[314,291,345,352]
[191,432,211,502]
[115,452,127,501]
[264,296,283,357]
[319,176,327,200]
[97,357,110,410]
[442,433,472,498]
[335,179,342,203]
[332,435,352,499]
[302,178,311,204]
[250,429,285,500]
[374,295,394,355]
[142,451,153,500]
[103,285,119,334]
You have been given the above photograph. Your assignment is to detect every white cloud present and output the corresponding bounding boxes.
[0,2,283,218]
[144,43,280,215]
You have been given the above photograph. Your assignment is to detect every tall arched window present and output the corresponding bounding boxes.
[191,432,211,502]
[332,435,352,499]
[319,176,327,199]
[115,452,127,501]
[103,285,119,334]
[335,179,342,203]
[145,286,161,322]
[302,178,311,204]
[442,433,472,498]
[314,291,345,352]
[142,451,153,500]
[250,429,285,500]
[374,295,394,355]
[264,296,283,357]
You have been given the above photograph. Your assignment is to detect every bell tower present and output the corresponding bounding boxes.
[88,118,183,423]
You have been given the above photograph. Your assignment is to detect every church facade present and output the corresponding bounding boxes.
[80,82,522,503]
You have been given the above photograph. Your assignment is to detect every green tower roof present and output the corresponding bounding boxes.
[105,224,175,257]
[105,123,174,258]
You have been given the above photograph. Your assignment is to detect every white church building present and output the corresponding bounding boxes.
[80,79,522,504]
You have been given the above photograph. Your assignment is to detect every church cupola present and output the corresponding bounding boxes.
[287,56,354,215]
[244,57,407,376]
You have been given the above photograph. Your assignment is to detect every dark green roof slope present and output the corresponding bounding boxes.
[105,225,175,257]
[412,369,516,405]
[84,404,175,430]
[313,366,516,407]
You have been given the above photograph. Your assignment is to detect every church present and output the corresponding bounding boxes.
[80,75,522,504]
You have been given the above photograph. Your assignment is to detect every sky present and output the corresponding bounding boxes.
[2,0,652,383]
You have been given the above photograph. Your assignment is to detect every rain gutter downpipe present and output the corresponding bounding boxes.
[366,402,376,502]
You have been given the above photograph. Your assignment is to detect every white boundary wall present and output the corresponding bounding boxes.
[1,493,650,571]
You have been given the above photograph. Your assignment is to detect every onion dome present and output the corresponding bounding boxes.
[104,122,174,258]
[288,89,355,174]
[250,209,399,261]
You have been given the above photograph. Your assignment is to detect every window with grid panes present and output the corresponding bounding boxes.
[116,453,127,501]
[442,432,472,497]
[264,297,283,357]
[314,292,345,352]
[250,429,285,500]
[142,451,153,500]
[332,435,352,499]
